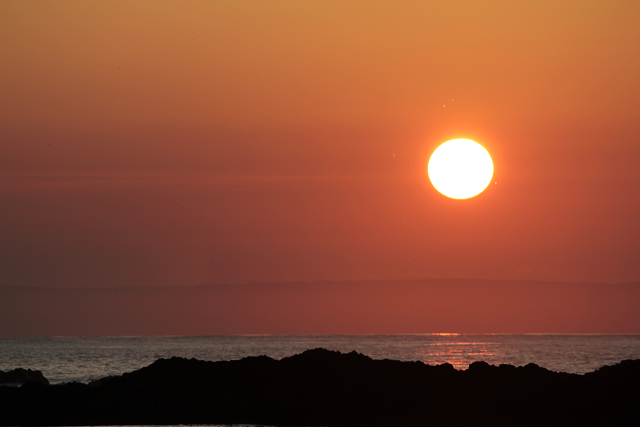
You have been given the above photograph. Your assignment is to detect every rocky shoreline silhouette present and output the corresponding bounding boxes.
[1,348,639,426]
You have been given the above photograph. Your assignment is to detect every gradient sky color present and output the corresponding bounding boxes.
[2,0,640,291]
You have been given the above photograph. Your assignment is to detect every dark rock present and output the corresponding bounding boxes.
[87,375,118,387]
[0,348,638,426]
[0,368,49,386]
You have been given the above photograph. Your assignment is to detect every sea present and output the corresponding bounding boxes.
[2,334,640,385]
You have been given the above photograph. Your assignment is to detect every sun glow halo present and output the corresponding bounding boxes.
[428,139,493,199]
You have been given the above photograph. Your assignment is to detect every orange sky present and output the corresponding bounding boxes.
[2,0,640,293]
[3,280,640,336]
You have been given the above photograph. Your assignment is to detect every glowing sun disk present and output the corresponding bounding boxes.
[428,139,493,199]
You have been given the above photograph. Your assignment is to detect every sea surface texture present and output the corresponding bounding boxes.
[1,334,639,384]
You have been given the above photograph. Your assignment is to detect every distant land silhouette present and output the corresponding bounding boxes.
[2,278,639,336]
[2,348,640,426]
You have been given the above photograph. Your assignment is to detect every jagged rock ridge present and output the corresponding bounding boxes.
[0,368,49,386]
[1,348,639,426]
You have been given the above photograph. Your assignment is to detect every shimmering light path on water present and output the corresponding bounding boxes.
[1,334,639,384]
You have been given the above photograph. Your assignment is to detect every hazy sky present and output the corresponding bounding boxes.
[2,0,640,288]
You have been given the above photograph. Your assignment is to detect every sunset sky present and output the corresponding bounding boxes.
[2,0,640,294]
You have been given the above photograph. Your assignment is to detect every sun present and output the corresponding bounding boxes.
[428,139,493,199]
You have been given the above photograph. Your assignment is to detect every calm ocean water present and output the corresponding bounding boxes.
[1,334,640,384]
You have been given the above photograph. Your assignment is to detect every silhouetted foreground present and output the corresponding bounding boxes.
[2,349,639,426]
[0,368,49,386]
